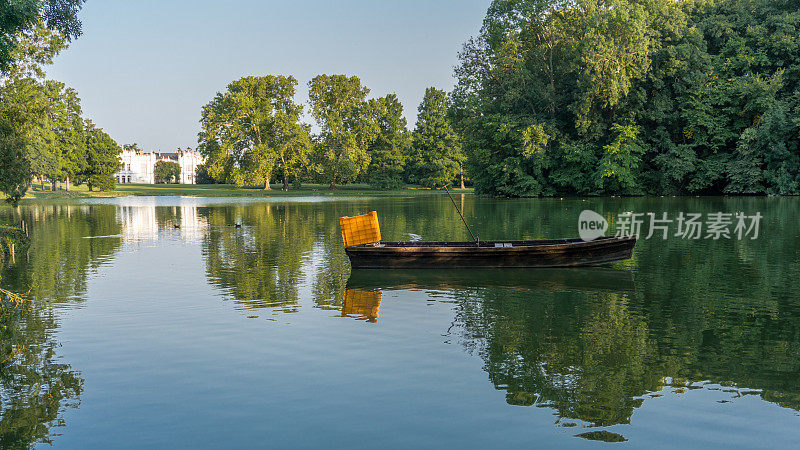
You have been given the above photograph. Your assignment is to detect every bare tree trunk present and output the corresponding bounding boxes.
[52,179,57,191]
[283,167,289,191]
[460,163,465,189]
[41,177,45,191]
[263,175,271,190]
[65,176,70,191]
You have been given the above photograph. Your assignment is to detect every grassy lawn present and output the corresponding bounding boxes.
[24,183,473,199]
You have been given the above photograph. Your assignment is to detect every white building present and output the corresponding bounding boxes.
[116,147,205,184]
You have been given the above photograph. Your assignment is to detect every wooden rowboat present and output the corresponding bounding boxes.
[344,235,637,269]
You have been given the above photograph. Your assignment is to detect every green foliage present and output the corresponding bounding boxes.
[0,225,28,278]
[595,123,644,194]
[194,164,215,184]
[1,77,115,201]
[407,87,463,188]
[0,78,47,204]
[0,0,122,202]
[81,120,121,191]
[454,0,800,197]
[364,94,410,189]
[307,74,374,188]
[22,80,87,190]
[154,160,180,184]
[199,75,311,190]
[45,81,86,187]
[0,0,85,76]
[468,115,553,196]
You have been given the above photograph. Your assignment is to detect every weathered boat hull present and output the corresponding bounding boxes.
[344,236,636,269]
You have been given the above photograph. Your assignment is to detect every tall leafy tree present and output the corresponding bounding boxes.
[271,94,312,191]
[24,92,59,191]
[81,120,121,191]
[23,80,86,192]
[199,75,310,190]
[0,0,85,76]
[454,0,800,197]
[307,74,373,189]
[0,0,86,203]
[44,81,85,190]
[407,87,463,188]
[154,160,180,184]
[364,94,410,189]
[0,78,48,204]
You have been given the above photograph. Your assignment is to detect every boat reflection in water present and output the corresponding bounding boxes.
[345,267,635,294]
[341,288,382,322]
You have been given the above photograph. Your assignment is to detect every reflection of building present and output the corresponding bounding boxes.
[117,200,207,242]
[116,147,205,184]
[342,289,382,322]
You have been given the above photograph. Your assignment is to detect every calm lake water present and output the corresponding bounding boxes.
[1,195,799,448]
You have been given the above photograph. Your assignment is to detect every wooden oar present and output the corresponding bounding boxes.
[441,184,479,245]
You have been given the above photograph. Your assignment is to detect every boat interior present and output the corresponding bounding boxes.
[357,236,629,248]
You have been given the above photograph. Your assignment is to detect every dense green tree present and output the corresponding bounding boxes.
[270,91,312,191]
[407,87,463,188]
[81,120,121,191]
[454,0,800,197]
[0,0,85,76]
[0,1,89,203]
[21,80,87,192]
[199,75,310,190]
[45,81,86,190]
[25,110,58,190]
[194,164,215,184]
[154,160,180,184]
[0,78,48,204]
[364,94,410,189]
[307,74,374,189]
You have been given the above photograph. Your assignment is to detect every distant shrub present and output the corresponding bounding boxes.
[195,164,216,184]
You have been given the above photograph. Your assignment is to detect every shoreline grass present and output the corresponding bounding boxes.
[22,183,473,200]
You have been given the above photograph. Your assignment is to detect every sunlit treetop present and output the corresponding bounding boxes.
[0,0,86,76]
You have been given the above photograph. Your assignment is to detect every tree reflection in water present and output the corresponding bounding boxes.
[347,265,800,438]
[203,203,317,314]
[0,204,122,448]
[0,302,84,447]
[2,196,796,445]
[456,288,652,427]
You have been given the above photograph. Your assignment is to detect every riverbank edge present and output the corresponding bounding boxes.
[21,184,473,200]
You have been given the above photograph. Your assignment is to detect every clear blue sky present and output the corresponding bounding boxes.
[48,0,490,152]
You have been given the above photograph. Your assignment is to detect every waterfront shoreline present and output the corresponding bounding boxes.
[22,183,473,200]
